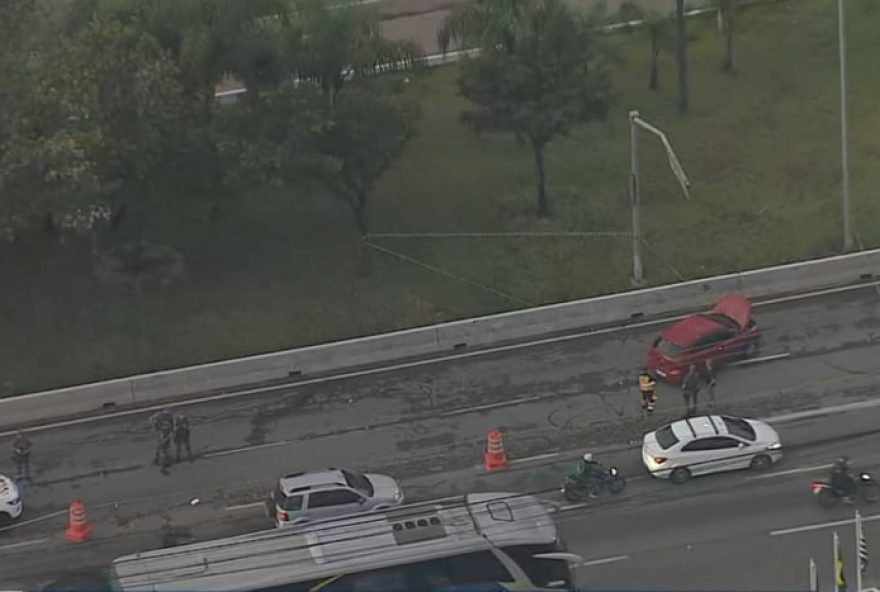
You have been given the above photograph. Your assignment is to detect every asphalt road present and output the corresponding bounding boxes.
[2,284,880,587]
[3,285,880,512]
[5,381,880,589]
[563,409,880,591]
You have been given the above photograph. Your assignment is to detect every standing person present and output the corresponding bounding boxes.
[703,358,717,409]
[158,427,173,474]
[638,369,657,414]
[174,413,193,463]
[681,364,702,417]
[149,408,174,465]
[12,432,32,481]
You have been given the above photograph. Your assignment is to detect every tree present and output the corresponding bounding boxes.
[675,0,689,112]
[437,0,528,54]
[58,18,185,197]
[450,0,613,217]
[211,81,327,189]
[618,2,670,90]
[0,17,187,239]
[295,0,423,106]
[0,1,107,238]
[718,0,735,73]
[312,83,418,235]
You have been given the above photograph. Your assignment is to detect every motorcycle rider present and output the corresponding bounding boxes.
[830,456,857,502]
[575,453,606,496]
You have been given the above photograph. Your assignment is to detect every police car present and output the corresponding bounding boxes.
[642,415,782,484]
[0,474,23,524]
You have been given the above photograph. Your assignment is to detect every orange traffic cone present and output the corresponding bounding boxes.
[65,500,92,543]
[484,429,508,471]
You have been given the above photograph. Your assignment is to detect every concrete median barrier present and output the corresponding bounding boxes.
[2,249,879,428]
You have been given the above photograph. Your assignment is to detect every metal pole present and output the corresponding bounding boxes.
[834,530,840,592]
[838,0,853,251]
[856,510,863,592]
[810,558,818,592]
[629,110,644,286]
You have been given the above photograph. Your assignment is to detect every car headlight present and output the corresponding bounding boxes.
[766,442,782,450]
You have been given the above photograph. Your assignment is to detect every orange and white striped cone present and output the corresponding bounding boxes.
[65,500,92,543]
[483,429,508,471]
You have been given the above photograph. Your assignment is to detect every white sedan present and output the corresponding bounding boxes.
[642,415,782,484]
[0,474,23,525]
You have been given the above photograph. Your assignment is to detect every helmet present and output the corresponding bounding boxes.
[582,453,593,463]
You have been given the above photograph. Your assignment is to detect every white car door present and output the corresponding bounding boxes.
[678,438,718,476]
[704,436,747,473]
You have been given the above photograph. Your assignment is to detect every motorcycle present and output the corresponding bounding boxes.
[561,466,626,502]
[812,471,879,508]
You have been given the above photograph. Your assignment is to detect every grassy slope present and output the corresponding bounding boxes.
[1,0,879,395]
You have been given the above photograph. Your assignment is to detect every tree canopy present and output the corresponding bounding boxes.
[452,0,613,216]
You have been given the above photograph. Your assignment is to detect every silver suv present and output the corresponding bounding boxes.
[270,468,403,527]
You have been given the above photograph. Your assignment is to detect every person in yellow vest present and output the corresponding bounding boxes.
[638,369,657,414]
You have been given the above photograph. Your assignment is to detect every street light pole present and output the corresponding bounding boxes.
[628,110,691,287]
[629,111,643,286]
[838,0,853,251]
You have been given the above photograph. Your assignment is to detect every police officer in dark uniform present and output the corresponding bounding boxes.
[150,408,174,466]
[682,364,702,417]
[638,369,657,414]
[174,413,193,463]
[12,432,32,481]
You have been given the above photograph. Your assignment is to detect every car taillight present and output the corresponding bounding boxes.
[277,509,289,522]
[652,456,667,464]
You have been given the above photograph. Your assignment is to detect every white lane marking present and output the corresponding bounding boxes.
[224,502,266,511]
[579,555,631,567]
[766,396,880,424]
[747,463,831,481]
[770,513,880,536]
[755,281,880,306]
[4,279,879,437]
[558,503,591,511]
[510,452,561,465]
[203,441,291,459]
[0,537,49,552]
[0,509,68,533]
[439,395,544,417]
[732,352,792,366]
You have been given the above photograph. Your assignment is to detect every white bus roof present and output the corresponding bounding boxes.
[112,493,558,592]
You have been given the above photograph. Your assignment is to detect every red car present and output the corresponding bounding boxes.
[646,293,761,384]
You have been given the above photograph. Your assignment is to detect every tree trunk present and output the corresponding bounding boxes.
[722,0,734,73]
[531,140,549,217]
[649,28,660,90]
[675,0,689,113]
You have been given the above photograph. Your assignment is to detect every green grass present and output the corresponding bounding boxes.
[2,0,880,396]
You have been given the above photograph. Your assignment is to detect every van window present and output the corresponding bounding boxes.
[412,551,515,585]
[308,489,361,508]
[274,486,303,511]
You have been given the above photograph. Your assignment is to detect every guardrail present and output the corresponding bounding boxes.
[1,249,878,429]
